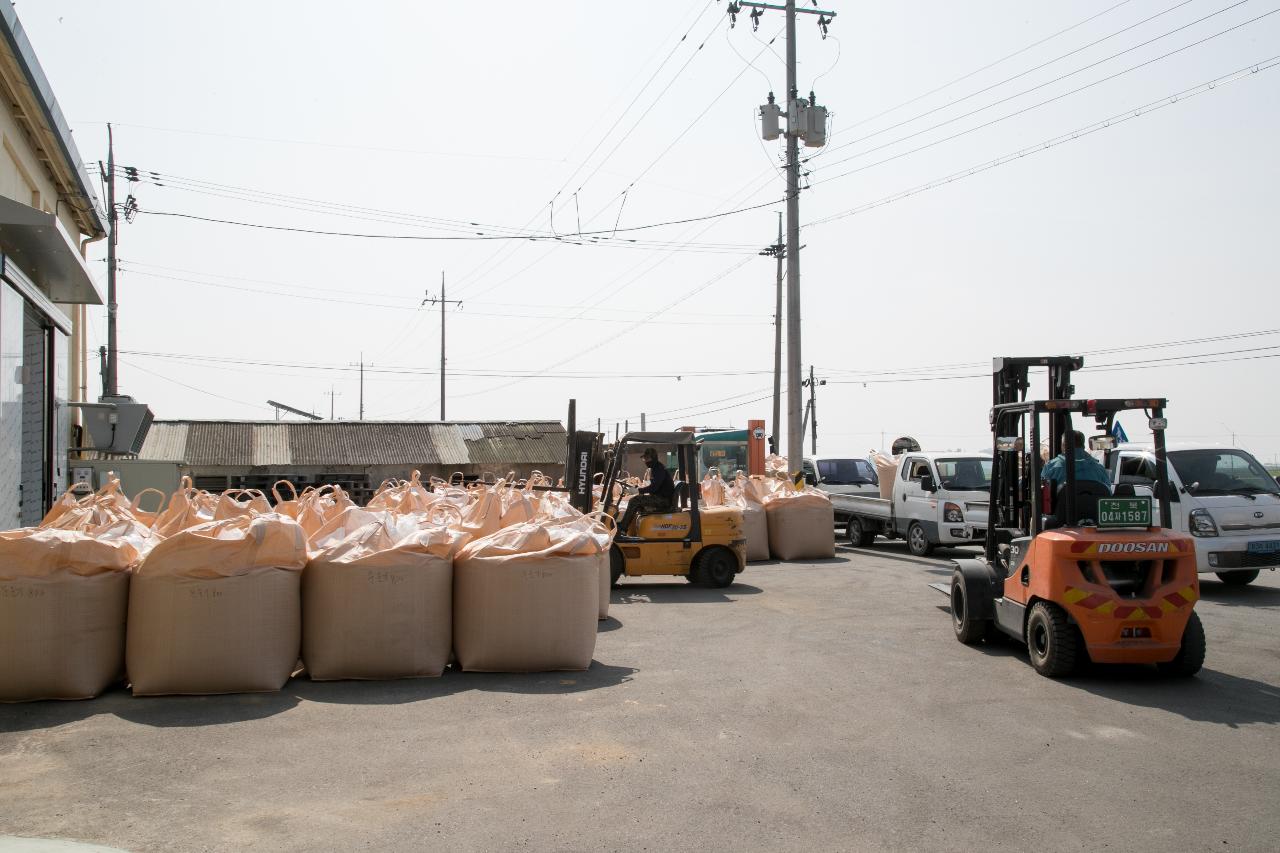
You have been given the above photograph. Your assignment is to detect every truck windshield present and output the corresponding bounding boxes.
[818,459,877,485]
[1168,449,1280,496]
[935,458,993,491]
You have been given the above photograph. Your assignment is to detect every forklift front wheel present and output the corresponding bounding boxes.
[950,569,989,645]
[610,546,625,588]
[1026,601,1080,678]
[1157,610,1205,678]
[696,546,737,589]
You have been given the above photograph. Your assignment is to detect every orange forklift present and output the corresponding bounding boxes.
[943,356,1204,677]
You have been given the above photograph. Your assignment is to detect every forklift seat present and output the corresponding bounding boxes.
[1052,479,1112,527]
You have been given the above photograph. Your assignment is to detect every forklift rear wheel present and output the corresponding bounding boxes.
[696,547,737,589]
[1216,570,1259,586]
[950,569,989,644]
[1157,610,1205,677]
[609,546,625,588]
[846,517,876,547]
[907,522,934,557]
[1026,601,1079,677]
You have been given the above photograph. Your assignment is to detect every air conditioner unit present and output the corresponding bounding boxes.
[79,395,155,455]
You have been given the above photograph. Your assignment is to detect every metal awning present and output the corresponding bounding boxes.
[0,195,102,305]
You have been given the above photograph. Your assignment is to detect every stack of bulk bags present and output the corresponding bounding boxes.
[725,474,770,562]
[126,513,307,695]
[303,506,465,681]
[453,515,612,672]
[763,484,836,561]
[0,506,150,701]
[871,452,898,500]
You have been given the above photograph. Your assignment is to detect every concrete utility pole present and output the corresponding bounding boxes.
[760,213,785,455]
[325,386,341,420]
[423,271,462,420]
[802,364,825,454]
[104,123,118,397]
[732,0,835,474]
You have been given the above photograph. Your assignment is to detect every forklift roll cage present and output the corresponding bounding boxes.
[598,431,703,545]
[985,356,1173,564]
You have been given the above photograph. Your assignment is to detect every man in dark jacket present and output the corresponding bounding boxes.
[619,448,676,535]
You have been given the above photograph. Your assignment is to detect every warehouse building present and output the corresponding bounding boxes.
[128,419,568,502]
[0,6,108,528]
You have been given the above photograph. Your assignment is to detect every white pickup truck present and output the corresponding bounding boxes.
[832,451,991,556]
[1108,443,1280,586]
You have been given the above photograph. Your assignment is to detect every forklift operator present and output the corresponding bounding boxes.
[619,448,676,534]
[1042,430,1112,488]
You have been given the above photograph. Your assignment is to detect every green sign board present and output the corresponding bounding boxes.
[1097,496,1152,528]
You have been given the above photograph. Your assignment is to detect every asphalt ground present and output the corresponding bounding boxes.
[2,542,1278,852]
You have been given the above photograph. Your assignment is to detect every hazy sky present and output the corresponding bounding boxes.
[19,1,1280,460]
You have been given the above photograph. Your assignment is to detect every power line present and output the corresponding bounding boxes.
[823,0,1136,141]
[134,194,786,244]
[807,3,1277,181]
[807,55,1280,225]
[98,166,765,253]
[811,0,1200,162]
[116,267,770,327]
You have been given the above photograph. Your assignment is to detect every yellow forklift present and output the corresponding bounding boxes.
[598,431,746,588]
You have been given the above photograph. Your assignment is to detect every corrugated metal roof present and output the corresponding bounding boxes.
[139,422,188,461]
[137,420,565,469]
[252,424,290,466]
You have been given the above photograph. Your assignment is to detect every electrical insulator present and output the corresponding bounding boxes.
[803,104,828,148]
[760,101,782,141]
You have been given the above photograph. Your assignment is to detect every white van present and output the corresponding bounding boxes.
[1109,443,1280,586]
[800,456,881,497]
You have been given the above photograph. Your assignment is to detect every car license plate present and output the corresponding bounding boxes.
[1097,497,1151,528]
[1246,540,1280,555]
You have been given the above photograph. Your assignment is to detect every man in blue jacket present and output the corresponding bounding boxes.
[1042,430,1112,488]
[619,448,676,535]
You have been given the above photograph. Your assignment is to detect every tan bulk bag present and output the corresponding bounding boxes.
[701,470,726,508]
[0,522,144,702]
[152,478,220,536]
[872,452,898,500]
[726,475,770,562]
[127,514,307,695]
[764,487,836,561]
[453,516,612,672]
[303,507,465,680]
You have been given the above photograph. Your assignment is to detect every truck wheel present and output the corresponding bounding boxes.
[1216,570,1259,586]
[1026,601,1079,678]
[609,546,625,588]
[1157,610,1205,678]
[907,522,934,557]
[950,568,989,645]
[695,547,737,589]
[846,517,876,547]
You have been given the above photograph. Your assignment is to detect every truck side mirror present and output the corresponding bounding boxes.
[804,471,817,486]
[919,472,936,492]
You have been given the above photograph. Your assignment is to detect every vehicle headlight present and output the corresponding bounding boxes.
[1189,508,1219,537]
[944,502,964,523]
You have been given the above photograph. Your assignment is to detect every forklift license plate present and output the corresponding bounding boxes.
[1097,497,1152,528]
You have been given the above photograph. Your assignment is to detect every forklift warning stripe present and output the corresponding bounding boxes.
[1063,585,1197,620]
